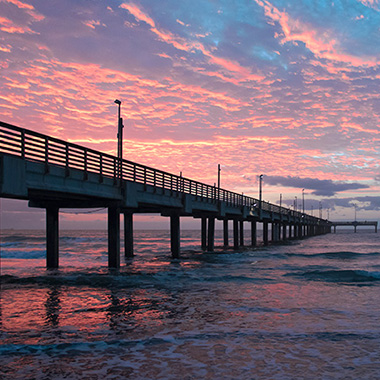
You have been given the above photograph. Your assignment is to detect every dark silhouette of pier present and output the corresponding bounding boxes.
[0,121,332,268]
[331,221,378,233]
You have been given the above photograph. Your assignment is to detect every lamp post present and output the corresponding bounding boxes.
[294,196,297,212]
[319,201,322,219]
[280,193,282,209]
[259,174,263,209]
[302,189,305,214]
[218,164,221,200]
[114,99,124,178]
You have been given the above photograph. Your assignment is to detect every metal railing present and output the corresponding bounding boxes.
[0,121,324,223]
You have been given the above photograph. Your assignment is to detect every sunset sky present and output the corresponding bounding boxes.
[0,0,379,229]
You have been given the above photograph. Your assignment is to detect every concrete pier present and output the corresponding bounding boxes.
[108,207,120,268]
[0,121,334,269]
[207,217,215,252]
[124,212,134,257]
[233,220,239,249]
[223,219,229,247]
[201,217,207,251]
[170,214,180,258]
[263,222,269,246]
[46,207,59,268]
[239,221,244,246]
[251,221,256,247]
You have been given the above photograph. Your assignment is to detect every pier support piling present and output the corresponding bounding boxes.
[233,220,239,249]
[46,206,59,268]
[282,224,287,241]
[240,220,244,246]
[207,217,215,252]
[108,207,120,268]
[251,221,257,247]
[201,217,207,251]
[223,219,229,247]
[170,214,180,258]
[263,222,269,246]
[124,212,134,258]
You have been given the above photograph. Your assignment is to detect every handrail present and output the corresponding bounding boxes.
[0,121,327,223]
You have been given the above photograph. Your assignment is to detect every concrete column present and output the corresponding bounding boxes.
[201,217,207,251]
[289,224,292,239]
[282,224,287,241]
[239,220,244,246]
[223,219,229,247]
[108,207,120,268]
[354,225,357,233]
[170,214,180,258]
[233,219,239,249]
[207,217,215,252]
[46,207,59,268]
[271,223,275,242]
[251,221,257,247]
[263,222,269,246]
[124,212,134,258]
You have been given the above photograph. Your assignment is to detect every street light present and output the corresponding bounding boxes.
[294,196,297,212]
[114,99,123,160]
[217,164,221,200]
[302,189,305,214]
[259,174,263,208]
[114,99,124,179]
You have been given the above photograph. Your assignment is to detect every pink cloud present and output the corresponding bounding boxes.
[120,2,264,84]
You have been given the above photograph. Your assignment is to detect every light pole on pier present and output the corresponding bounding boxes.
[114,99,124,178]
[319,201,322,219]
[302,189,305,214]
[280,193,282,209]
[259,174,263,209]
[218,164,221,200]
[294,196,297,212]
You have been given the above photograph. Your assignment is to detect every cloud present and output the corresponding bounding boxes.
[264,175,369,196]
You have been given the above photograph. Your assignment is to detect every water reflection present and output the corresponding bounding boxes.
[106,291,138,333]
[44,286,61,327]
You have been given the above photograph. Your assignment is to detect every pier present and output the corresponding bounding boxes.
[0,121,332,268]
[331,221,378,233]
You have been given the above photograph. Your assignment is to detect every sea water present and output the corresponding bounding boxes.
[1,229,380,379]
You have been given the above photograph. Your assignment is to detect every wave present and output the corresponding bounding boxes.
[286,251,380,259]
[289,269,380,284]
[0,250,46,259]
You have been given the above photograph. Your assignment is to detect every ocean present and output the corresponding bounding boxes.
[1,229,380,379]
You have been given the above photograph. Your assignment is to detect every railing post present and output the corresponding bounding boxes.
[20,129,25,159]
[83,148,88,180]
[113,157,117,184]
[65,143,70,177]
[44,137,49,173]
[99,153,103,183]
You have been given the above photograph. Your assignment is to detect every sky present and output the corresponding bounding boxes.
[0,0,379,229]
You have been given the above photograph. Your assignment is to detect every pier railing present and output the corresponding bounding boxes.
[0,121,321,222]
